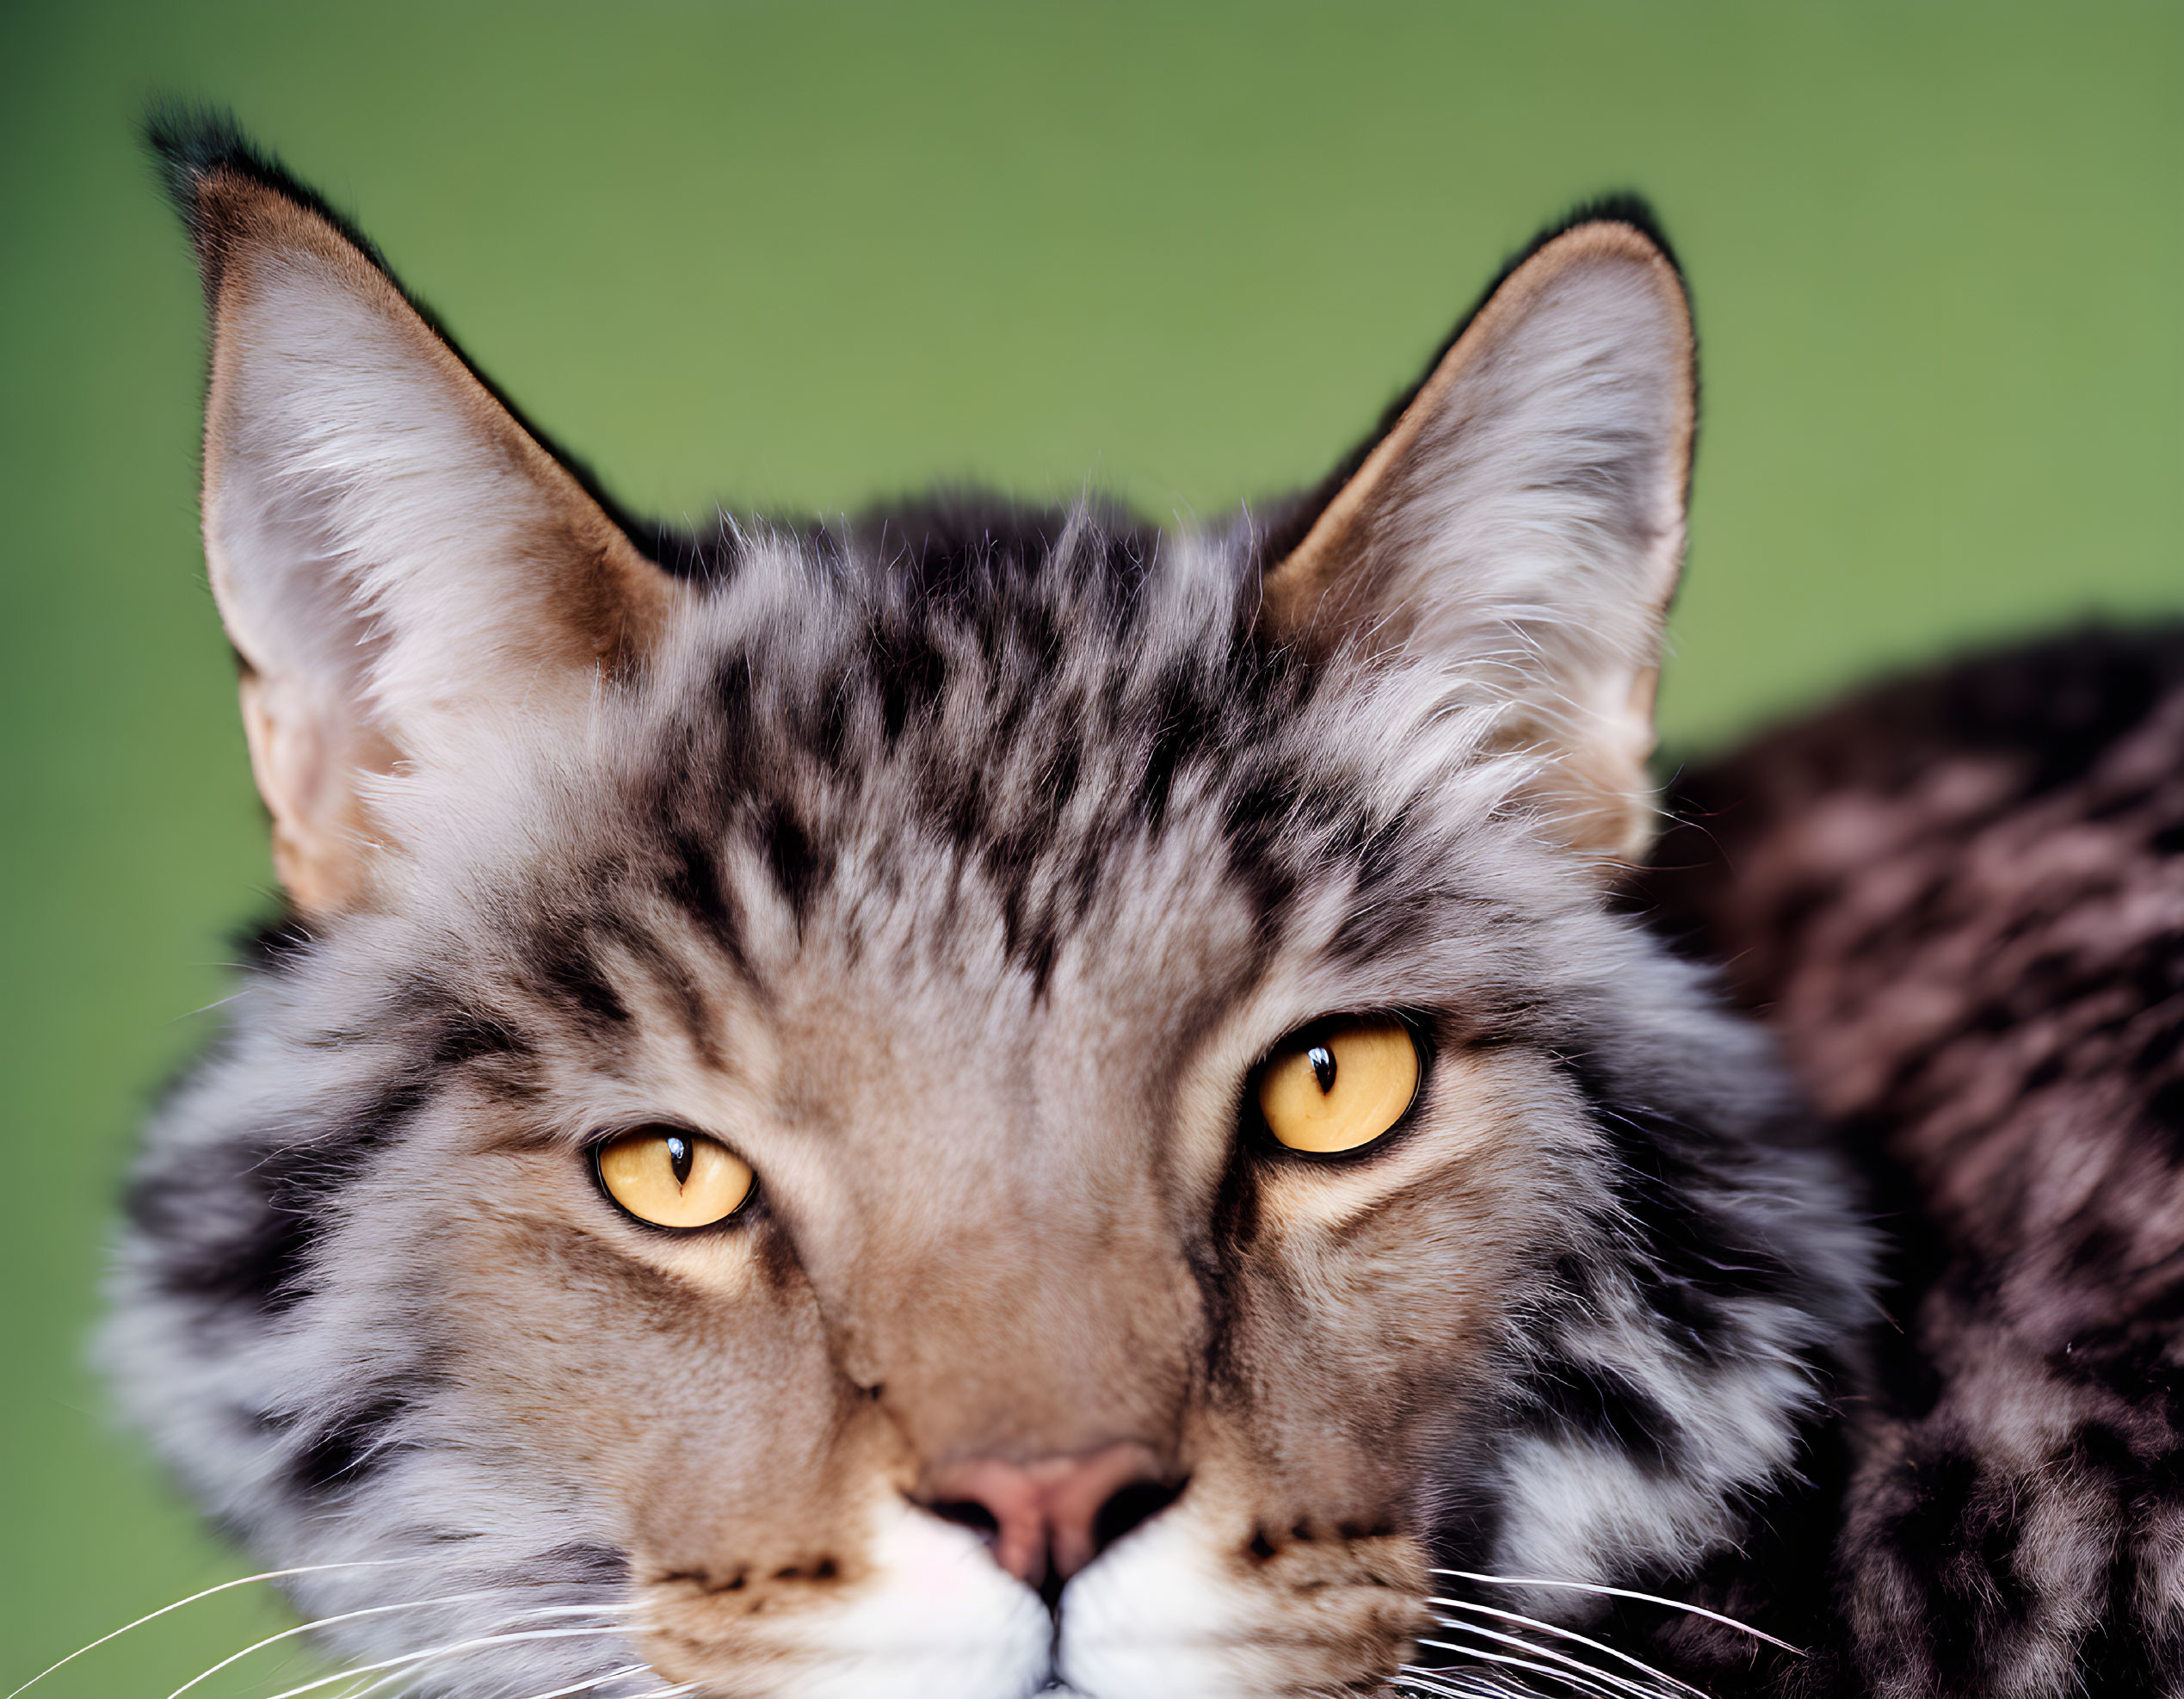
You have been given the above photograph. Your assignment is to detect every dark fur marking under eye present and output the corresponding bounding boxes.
[1521,1358,1681,1471]
[750,1214,805,1293]
[534,1541,632,1588]
[1565,1077,1803,1319]
[1189,1146,1261,1389]
[134,994,499,1317]
[286,1386,420,1498]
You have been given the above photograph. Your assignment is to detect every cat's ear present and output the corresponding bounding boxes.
[157,120,678,913]
[1261,215,1694,867]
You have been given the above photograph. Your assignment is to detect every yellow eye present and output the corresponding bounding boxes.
[1255,1018,1421,1155]
[595,1128,755,1229]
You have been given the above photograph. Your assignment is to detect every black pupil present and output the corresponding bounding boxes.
[1308,1045,1337,1094]
[664,1134,694,1188]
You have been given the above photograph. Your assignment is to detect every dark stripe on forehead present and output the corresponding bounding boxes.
[605,908,728,1067]
[1133,660,1210,833]
[657,830,749,970]
[1132,644,1310,831]
[1324,811,1441,967]
[528,918,632,1029]
[868,615,952,745]
[521,893,743,1067]
[430,999,531,1068]
[853,492,1158,613]
[761,803,828,925]
[620,510,1351,999]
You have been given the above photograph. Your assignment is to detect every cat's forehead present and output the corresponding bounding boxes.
[385,513,1540,1072]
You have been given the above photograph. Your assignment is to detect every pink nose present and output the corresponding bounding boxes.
[921,1442,1178,1589]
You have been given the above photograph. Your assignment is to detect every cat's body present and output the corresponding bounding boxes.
[99,114,2180,1699]
[1641,628,2184,1694]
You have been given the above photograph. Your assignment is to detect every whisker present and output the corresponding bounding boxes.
[164,1592,500,1699]
[1398,1666,1532,1699]
[364,1664,688,1699]
[1432,1569,1804,1656]
[1419,1635,1636,1699]
[255,1626,637,1699]
[1402,1672,1492,1698]
[1413,1659,1560,1699]
[475,1664,708,1699]
[1391,1672,1478,1699]
[167,1598,626,1699]
[1428,1600,1703,1697]
[4,1560,434,1699]
[302,1632,641,1699]
[491,1662,652,1699]
[1429,1619,1673,1699]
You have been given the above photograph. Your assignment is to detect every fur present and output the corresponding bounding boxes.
[109,114,1902,1699]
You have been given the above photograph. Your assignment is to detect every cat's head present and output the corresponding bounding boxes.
[109,118,1873,1699]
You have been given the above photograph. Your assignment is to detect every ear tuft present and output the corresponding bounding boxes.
[148,106,381,291]
[1262,209,1696,869]
[1257,195,1684,571]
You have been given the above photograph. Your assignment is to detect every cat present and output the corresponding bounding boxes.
[95,109,2175,1699]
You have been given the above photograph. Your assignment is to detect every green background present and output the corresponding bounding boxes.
[2,2,2177,1690]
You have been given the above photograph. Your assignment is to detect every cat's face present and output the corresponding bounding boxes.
[273,583,1558,1699]
[111,125,1874,1699]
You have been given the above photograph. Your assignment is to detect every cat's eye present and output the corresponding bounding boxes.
[594,1127,755,1229]
[1255,1018,1422,1156]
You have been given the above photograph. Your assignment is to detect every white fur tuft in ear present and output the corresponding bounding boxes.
[1262,219,1695,868]
[170,146,680,912]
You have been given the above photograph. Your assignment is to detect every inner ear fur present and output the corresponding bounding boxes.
[1262,218,1696,868]
[161,120,678,913]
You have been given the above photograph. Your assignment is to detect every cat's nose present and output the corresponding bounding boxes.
[921,1442,1180,1589]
